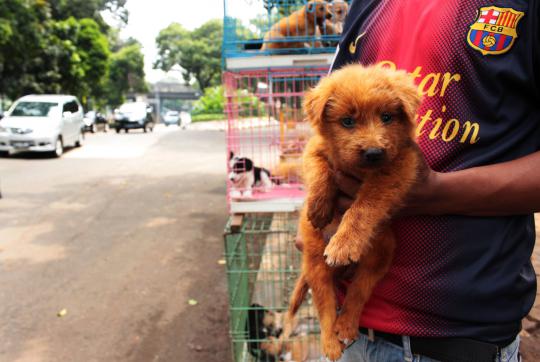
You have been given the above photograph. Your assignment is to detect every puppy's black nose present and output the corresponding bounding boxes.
[362,148,386,165]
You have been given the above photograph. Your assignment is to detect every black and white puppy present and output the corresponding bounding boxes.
[247,303,283,362]
[228,151,273,197]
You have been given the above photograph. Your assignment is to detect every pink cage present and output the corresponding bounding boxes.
[224,66,328,213]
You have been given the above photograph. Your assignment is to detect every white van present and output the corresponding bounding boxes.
[0,95,84,157]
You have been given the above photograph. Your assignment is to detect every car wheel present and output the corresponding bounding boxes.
[125,128,129,133]
[0,151,9,157]
[53,137,63,158]
[75,132,84,147]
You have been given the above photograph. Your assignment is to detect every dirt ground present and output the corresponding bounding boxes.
[0,128,232,362]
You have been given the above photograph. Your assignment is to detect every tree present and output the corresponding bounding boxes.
[47,0,128,28]
[104,41,147,107]
[46,17,110,104]
[0,0,125,99]
[154,20,222,90]
[0,0,50,98]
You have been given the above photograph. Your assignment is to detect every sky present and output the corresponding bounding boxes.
[105,0,260,83]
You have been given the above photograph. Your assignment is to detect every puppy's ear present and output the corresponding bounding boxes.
[304,80,333,131]
[244,158,253,171]
[393,72,422,124]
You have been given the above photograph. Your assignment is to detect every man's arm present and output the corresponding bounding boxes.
[335,150,540,217]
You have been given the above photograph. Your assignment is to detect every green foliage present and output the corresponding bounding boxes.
[192,86,224,115]
[155,20,222,90]
[104,41,147,107]
[47,0,128,28]
[236,89,267,118]
[0,0,141,110]
[193,85,266,119]
[46,17,110,103]
[192,113,226,122]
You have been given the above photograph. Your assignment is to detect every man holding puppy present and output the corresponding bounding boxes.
[297,1,540,361]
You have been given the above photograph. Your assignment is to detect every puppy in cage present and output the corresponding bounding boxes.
[261,0,332,50]
[247,303,322,361]
[318,0,349,45]
[228,151,275,198]
[284,64,424,360]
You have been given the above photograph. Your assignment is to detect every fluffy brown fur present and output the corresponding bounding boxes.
[286,64,423,361]
[261,0,331,50]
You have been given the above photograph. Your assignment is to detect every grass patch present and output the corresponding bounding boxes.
[192,113,225,122]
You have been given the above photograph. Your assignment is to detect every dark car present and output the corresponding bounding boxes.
[83,111,109,133]
[113,102,154,133]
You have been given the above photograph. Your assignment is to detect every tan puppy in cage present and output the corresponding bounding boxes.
[285,64,424,361]
[261,0,332,50]
[319,0,349,37]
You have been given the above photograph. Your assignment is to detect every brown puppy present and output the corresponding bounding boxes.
[319,0,349,37]
[285,64,423,361]
[261,0,330,50]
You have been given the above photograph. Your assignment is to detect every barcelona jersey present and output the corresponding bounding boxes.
[332,0,540,343]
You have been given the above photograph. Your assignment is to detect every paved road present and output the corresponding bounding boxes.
[0,126,231,362]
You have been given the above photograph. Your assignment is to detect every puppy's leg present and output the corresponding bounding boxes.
[299,212,343,361]
[303,143,337,229]
[324,152,418,266]
[260,170,273,192]
[333,229,395,343]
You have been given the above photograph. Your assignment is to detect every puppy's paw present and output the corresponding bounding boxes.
[307,196,334,229]
[322,333,343,362]
[323,235,361,266]
[334,314,359,345]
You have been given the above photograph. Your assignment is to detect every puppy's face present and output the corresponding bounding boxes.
[228,154,253,183]
[304,64,421,172]
[305,0,328,21]
[327,1,349,22]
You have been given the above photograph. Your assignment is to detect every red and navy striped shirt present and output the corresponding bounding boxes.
[332,0,540,343]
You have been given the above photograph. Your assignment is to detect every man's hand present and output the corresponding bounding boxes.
[335,150,540,217]
[295,149,540,252]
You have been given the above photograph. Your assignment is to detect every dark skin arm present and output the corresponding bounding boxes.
[295,151,540,251]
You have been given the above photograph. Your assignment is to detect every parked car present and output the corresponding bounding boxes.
[163,110,180,126]
[83,111,109,133]
[113,102,154,133]
[0,94,84,157]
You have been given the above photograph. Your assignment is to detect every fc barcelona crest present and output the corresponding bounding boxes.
[467,6,525,55]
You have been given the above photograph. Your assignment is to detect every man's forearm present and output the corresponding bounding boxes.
[412,151,540,216]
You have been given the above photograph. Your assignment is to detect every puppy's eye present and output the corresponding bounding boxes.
[381,112,393,124]
[341,117,355,128]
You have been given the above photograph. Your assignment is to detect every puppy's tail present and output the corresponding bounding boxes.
[283,272,309,339]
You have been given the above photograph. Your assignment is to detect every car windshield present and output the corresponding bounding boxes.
[10,101,60,117]
[119,103,146,113]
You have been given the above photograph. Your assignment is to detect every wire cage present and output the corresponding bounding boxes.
[224,213,321,362]
[225,66,328,213]
[223,0,351,59]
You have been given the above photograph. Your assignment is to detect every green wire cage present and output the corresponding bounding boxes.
[224,213,321,362]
